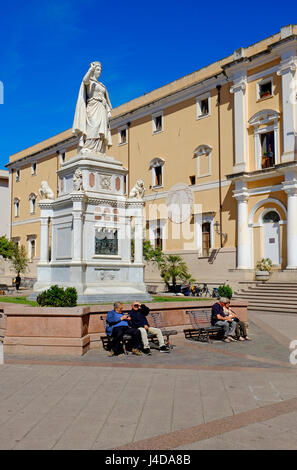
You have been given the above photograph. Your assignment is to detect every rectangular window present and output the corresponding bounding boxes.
[189,175,196,185]
[196,94,210,119]
[31,163,37,175]
[14,201,19,217]
[153,166,162,187]
[152,112,163,134]
[155,221,163,251]
[60,152,66,164]
[200,98,209,115]
[30,198,36,214]
[16,170,20,182]
[30,239,36,260]
[261,131,275,169]
[120,129,127,144]
[118,127,128,145]
[258,79,273,100]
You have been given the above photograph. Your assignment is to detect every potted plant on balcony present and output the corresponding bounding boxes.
[255,258,272,281]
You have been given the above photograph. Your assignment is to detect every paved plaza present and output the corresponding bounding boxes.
[0,310,297,450]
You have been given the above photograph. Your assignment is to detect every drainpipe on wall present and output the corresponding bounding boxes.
[216,84,223,249]
[127,122,131,195]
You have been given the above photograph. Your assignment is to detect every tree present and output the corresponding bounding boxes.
[0,236,15,260]
[143,240,165,266]
[159,254,195,291]
[11,244,29,276]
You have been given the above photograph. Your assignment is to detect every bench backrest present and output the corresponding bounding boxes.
[186,310,212,328]
[147,312,165,329]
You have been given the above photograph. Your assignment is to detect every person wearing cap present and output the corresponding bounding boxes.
[211,297,237,343]
[223,300,251,341]
[128,302,169,354]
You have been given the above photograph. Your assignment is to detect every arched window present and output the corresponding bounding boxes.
[249,109,280,170]
[194,145,212,178]
[29,193,37,214]
[14,197,20,217]
[149,158,165,188]
[262,210,280,223]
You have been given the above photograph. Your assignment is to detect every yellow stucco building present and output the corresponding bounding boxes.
[6,24,297,286]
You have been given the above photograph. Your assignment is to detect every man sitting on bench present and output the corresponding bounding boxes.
[128,302,170,355]
[106,302,142,356]
[211,297,237,343]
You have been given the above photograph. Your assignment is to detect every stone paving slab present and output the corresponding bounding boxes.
[0,363,297,450]
[4,319,294,371]
[0,314,297,450]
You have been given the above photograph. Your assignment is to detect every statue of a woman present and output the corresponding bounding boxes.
[72,61,112,155]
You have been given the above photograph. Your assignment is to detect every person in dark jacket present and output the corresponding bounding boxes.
[211,297,237,343]
[106,302,142,356]
[15,275,21,291]
[128,302,169,355]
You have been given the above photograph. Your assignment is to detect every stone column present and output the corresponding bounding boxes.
[277,51,297,163]
[134,216,143,264]
[40,217,50,262]
[283,177,297,269]
[230,69,248,173]
[72,196,85,262]
[234,181,251,269]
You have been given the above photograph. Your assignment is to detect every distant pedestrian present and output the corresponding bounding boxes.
[15,274,21,291]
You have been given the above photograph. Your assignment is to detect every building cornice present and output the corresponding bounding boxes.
[6,135,78,170]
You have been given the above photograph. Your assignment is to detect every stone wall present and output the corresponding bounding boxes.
[2,300,248,356]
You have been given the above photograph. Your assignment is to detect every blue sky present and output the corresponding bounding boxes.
[0,0,295,170]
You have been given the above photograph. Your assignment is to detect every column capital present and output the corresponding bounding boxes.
[233,190,249,202]
[277,56,297,76]
[230,77,247,94]
[282,180,297,196]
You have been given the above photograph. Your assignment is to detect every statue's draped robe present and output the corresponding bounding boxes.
[73,78,112,152]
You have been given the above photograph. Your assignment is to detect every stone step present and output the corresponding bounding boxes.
[253,284,297,288]
[237,289,297,295]
[247,304,297,314]
[234,295,297,302]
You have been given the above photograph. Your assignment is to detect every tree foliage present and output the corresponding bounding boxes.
[36,285,77,307]
[159,254,195,289]
[0,236,15,260]
[217,284,233,299]
[11,244,29,276]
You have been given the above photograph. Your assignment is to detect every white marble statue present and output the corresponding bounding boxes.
[73,168,84,191]
[72,61,112,155]
[129,179,145,199]
[39,181,55,200]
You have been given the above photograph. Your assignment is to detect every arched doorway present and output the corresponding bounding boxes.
[262,210,280,265]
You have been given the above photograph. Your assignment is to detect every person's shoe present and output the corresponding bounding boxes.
[143,348,152,355]
[238,336,245,341]
[228,336,236,342]
[132,348,142,356]
[159,345,170,352]
[223,338,231,343]
[244,336,252,341]
[108,350,116,357]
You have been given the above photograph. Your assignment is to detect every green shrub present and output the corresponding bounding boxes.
[36,285,77,307]
[217,284,233,299]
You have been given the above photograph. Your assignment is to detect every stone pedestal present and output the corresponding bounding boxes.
[31,153,151,303]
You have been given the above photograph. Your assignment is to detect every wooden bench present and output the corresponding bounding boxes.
[184,310,224,343]
[147,312,178,349]
[100,312,178,353]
